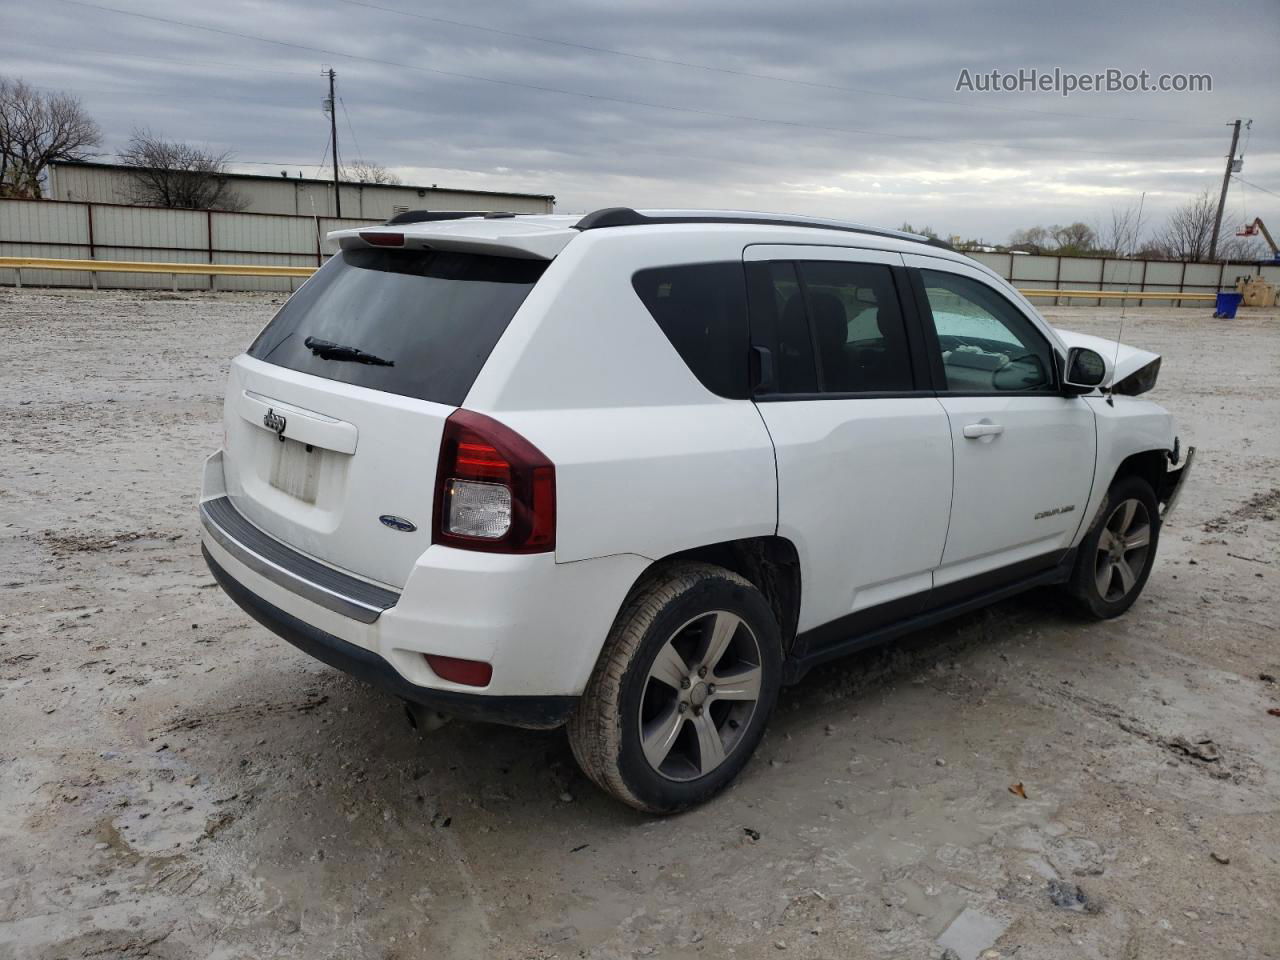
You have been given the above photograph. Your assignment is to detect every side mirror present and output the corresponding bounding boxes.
[1063,346,1107,395]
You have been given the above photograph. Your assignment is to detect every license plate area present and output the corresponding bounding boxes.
[269,437,321,503]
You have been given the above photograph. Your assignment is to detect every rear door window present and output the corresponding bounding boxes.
[748,259,915,394]
[248,247,547,407]
[631,261,750,399]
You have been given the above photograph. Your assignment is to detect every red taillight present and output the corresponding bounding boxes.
[455,439,510,482]
[433,409,555,553]
[360,231,405,246]
[424,654,493,687]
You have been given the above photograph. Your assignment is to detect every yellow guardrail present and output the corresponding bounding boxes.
[1016,288,1216,301]
[0,256,1221,301]
[0,256,314,278]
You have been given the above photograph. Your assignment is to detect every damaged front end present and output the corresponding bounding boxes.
[1113,356,1161,397]
[1054,328,1162,396]
[1158,440,1195,521]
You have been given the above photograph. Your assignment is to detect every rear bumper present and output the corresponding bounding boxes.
[200,495,398,624]
[203,546,577,728]
[199,450,649,722]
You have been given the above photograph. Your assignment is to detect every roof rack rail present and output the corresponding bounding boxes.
[384,210,494,225]
[572,207,955,250]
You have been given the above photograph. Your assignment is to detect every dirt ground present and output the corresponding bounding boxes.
[1,288,1277,960]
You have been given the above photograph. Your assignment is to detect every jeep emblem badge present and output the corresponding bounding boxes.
[379,515,417,533]
[263,408,287,439]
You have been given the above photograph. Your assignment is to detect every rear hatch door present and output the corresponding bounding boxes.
[221,244,547,588]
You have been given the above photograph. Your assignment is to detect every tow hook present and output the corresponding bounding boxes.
[403,700,452,735]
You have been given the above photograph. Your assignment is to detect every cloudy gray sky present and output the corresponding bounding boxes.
[5,0,1278,242]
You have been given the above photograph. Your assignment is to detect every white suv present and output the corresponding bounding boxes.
[200,208,1192,812]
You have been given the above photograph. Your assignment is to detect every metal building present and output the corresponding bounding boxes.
[46,161,555,218]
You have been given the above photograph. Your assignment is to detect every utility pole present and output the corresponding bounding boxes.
[324,67,341,218]
[1209,118,1243,261]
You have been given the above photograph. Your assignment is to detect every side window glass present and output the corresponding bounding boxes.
[631,261,750,399]
[767,261,818,393]
[920,270,1055,393]
[795,260,914,393]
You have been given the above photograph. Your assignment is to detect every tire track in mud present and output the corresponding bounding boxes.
[1022,674,1262,785]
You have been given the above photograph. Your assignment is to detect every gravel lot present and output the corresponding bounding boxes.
[1,288,1277,960]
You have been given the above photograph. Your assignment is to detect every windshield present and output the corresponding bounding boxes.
[248,247,547,406]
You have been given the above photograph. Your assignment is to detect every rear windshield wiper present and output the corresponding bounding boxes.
[303,336,394,367]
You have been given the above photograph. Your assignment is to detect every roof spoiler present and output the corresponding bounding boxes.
[385,210,517,225]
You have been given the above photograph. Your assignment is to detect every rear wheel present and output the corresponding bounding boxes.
[1067,475,1160,619]
[568,562,782,813]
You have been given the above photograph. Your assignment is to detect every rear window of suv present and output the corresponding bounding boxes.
[248,247,547,407]
[631,261,750,399]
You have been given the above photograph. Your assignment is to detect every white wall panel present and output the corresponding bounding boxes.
[0,200,89,244]
[92,205,206,250]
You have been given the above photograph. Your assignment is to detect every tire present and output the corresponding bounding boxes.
[567,562,782,814]
[1067,474,1160,619]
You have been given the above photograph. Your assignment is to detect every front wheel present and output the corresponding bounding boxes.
[568,562,782,813]
[1067,475,1160,619]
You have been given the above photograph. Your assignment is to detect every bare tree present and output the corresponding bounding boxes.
[117,128,246,210]
[1049,222,1096,256]
[1095,204,1142,257]
[1008,225,1051,253]
[346,160,401,185]
[0,77,101,198]
[1156,191,1217,262]
[1133,240,1172,261]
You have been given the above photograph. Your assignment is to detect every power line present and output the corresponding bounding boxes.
[339,97,364,166]
[314,127,333,176]
[1233,175,1280,201]
[29,81,318,108]
[51,0,1185,162]
[339,0,1210,130]
[6,38,315,77]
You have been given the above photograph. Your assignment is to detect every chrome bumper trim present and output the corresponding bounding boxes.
[199,496,399,623]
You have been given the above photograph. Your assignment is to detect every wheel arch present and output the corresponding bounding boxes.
[627,536,802,654]
[1111,448,1168,496]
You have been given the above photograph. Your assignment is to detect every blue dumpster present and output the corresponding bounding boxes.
[1214,292,1243,318]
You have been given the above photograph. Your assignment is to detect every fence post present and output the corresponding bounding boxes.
[1098,257,1106,308]
[207,209,215,293]
[87,204,99,292]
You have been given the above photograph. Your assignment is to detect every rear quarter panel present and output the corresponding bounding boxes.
[464,228,779,565]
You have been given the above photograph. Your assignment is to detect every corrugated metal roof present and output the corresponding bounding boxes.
[48,160,555,201]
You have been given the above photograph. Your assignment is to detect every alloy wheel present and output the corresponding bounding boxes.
[1095,498,1152,603]
[638,610,764,782]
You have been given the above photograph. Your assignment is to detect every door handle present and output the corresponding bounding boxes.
[962,422,1005,439]
[750,345,775,395]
